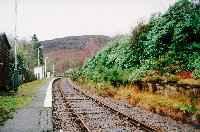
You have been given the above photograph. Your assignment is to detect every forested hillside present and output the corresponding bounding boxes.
[77,0,200,84]
[41,35,111,73]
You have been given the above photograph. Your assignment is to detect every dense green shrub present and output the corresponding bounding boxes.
[23,70,36,83]
[176,103,197,113]
[75,0,200,86]
[133,0,200,71]
[7,50,37,91]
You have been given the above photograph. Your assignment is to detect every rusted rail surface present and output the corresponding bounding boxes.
[53,78,162,132]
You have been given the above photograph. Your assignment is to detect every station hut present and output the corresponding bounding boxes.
[0,33,11,90]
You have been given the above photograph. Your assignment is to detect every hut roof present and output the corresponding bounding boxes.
[0,33,11,49]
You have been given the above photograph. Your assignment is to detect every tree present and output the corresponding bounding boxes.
[32,34,43,66]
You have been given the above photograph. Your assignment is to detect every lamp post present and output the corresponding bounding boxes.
[37,48,40,66]
[44,57,48,78]
[52,64,55,77]
[38,46,43,66]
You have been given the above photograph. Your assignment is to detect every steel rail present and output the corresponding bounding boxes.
[67,78,163,132]
[53,78,91,132]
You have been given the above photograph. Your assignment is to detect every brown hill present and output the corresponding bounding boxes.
[41,35,111,73]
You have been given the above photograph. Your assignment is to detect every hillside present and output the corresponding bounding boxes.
[41,35,111,73]
[71,0,200,122]
[78,0,200,83]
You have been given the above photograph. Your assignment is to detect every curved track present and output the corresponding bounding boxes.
[52,78,161,132]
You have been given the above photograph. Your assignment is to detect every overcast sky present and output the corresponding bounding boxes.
[0,0,175,40]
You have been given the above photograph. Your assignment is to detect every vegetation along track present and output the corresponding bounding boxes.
[52,78,161,132]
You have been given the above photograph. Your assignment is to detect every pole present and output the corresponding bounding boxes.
[12,0,19,89]
[44,57,48,78]
[53,64,55,77]
[45,59,46,78]
[38,48,40,66]
[14,0,18,70]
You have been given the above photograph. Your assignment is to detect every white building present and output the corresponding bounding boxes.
[47,72,51,78]
[34,66,45,80]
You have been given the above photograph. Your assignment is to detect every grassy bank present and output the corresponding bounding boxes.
[0,80,46,125]
[75,79,200,123]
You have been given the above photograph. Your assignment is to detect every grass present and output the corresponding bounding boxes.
[16,80,46,108]
[0,80,46,125]
[0,96,16,125]
[178,79,200,85]
[76,79,200,122]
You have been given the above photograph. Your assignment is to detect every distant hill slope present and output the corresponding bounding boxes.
[40,35,111,73]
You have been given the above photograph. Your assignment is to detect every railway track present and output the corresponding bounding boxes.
[53,78,161,132]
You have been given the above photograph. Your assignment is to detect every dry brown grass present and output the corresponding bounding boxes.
[178,79,200,85]
[76,80,200,122]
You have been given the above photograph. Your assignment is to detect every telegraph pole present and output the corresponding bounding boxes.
[12,0,18,90]
[14,0,18,70]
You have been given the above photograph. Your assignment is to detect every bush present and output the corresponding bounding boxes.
[74,0,200,86]
[193,69,200,79]
[23,70,36,83]
[176,103,197,114]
